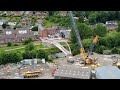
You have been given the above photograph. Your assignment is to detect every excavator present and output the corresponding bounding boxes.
[68,11,100,67]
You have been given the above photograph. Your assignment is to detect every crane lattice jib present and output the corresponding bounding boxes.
[68,11,83,48]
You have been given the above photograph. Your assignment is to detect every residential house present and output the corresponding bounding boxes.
[34,11,48,19]
[20,18,32,25]
[38,21,58,37]
[0,28,34,44]
[105,21,118,30]
[13,11,24,16]
[24,11,33,16]
[58,11,67,16]
[0,20,8,26]
[8,21,17,28]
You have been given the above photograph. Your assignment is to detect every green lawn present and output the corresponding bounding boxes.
[43,20,57,28]
[0,43,47,52]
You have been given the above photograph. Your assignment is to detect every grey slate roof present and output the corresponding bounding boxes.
[0,35,16,39]
[38,24,44,30]
[0,35,4,39]
[0,20,8,23]
[16,28,28,30]
[16,34,34,38]
[47,27,57,30]
[4,35,16,39]
[54,66,91,79]
[4,29,14,31]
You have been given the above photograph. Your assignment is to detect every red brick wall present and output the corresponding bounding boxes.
[38,29,57,37]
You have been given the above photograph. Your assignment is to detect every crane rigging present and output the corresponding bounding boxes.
[68,11,99,66]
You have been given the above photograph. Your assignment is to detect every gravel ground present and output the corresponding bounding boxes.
[0,53,120,79]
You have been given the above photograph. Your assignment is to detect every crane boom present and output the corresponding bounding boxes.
[68,11,83,48]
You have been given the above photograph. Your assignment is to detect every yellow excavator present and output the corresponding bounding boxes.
[68,11,100,67]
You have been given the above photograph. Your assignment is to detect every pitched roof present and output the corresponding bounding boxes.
[16,34,34,38]
[16,28,28,30]
[0,20,8,22]
[0,35,16,39]
[38,24,44,30]
[106,21,118,25]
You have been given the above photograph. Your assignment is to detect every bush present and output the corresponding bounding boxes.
[36,49,48,61]
[31,26,38,31]
[103,50,112,55]
[25,43,34,51]
[14,43,19,46]
[95,45,106,54]
[111,47,119,54]
[0,51,23,65]
[48,57,54,62]
[70,43,79,56]
[82,38,92,50]
[7,42,12,47]
[23,38,32,45]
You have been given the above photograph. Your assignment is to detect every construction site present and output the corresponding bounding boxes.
[1,11,120,79]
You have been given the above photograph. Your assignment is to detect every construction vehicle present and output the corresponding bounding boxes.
[24,70,42,78]
[68,11,100,67]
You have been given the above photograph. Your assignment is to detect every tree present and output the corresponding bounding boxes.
[77,23,94,39]
[22,51,32,59]
[36,49,48,61]
[88,13,97,24]
[117,21,120,32]
[31,26,38,31]
[94,23,107,37]
[95,45,106,54]
[112,47,119,54]
[23,38,32,45]
[25,43,34,51]
[7,42,12,47]
[0,51,23,64]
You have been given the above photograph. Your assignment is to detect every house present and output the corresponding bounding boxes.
[0,28,35,44]
[24,11,33,16]
[38,23,58,37]
[57,11,67,16]
[105,21,118,30]
[20,18,32,25]
[34,11,48,19]
[13,11,24,16]
[0,20,8,26]
[8,22,16,28]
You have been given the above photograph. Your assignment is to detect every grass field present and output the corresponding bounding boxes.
[0,43,47,52]
[43,20,57,28]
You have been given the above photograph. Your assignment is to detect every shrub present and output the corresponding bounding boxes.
[111,47,119,54]
[25,43,34,51]
[36,49,48,61]
[0,51,23,65]
[23,38,32,45]
[48,57,54,62]
[14,43,19,46]
[7,42,12,47]
[95,45,106,54]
